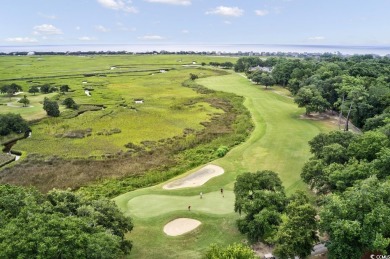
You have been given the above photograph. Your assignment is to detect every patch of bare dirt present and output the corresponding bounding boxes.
[300,111,361,133]
[251,242,274,258]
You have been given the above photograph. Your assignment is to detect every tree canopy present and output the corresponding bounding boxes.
[234,170,287,243]
[236,55,390,130]
[203,243,257,259]
[301,129,389,194]
[43,97,60,117]
[28,85,39,95]
[273,191,318,259]
[18,95,30,107]
[0,113,29,136]
[320,177,390,259]
[233,172,319,257]
[0,83,22,95]
[0,185,133,258]
[62,97,78,109]
[301,125,390,257]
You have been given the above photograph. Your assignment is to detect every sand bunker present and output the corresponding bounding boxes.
[163,164,224,190]
[163,218,201,236]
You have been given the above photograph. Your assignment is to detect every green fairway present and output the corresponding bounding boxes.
[115,72,335,259]
[127,191,234,218]
[197,74,330,193]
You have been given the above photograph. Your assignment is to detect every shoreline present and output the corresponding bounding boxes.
[1,43,390,56]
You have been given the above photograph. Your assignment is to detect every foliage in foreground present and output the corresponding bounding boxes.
[320,177,390,258]
[203,243,258,259]
[301,123,390,258]
[234,171,287,243]
[234,171,318,258]
[273,191,318,259]
[0,184,133,258]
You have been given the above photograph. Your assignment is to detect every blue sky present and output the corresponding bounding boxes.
[1,0,390,46]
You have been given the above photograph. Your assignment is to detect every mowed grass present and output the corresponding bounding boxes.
[197,74,333,193]
[0,93,59,120]
[115,73,337,259]
[127,191,234,218]
[115,181,243,259]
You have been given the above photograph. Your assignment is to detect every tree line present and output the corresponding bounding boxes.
[220,125,389,258]
[235,55,390,130]
[301,126,390,258]
[227,55,390,258]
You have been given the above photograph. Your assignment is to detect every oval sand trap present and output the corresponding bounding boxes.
[163,218,201,236]
[163,164,224,189]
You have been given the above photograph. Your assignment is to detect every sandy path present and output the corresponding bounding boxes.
[163,218,201,236]
[163,164,224,189]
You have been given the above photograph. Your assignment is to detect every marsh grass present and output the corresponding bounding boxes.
[0,55,252,196]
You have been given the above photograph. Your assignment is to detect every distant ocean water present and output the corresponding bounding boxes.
[1,44,390,56]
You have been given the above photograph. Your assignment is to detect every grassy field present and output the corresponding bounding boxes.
[197,74,335,193]
[0,55,234,158]
[114,73,336,258]
[1,55,251,194]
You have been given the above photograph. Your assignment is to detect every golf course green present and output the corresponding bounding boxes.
[114,72,335,258]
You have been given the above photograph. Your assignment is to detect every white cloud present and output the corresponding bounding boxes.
[137,35,165,40]
[206,6,244,17]
[144,0,191,5]
[255,9,269,16]
[75,26,81,31]
[78,36,97,41]
[308,36,325,41]
[97,0,138,13]
[33,24,63,35]
[96,25,110,32]
[5,37,38,43]
[181,29,189,34]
